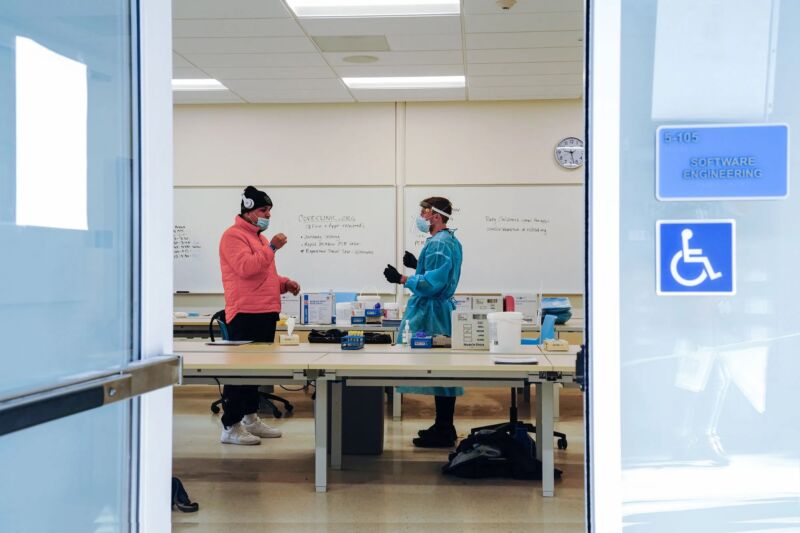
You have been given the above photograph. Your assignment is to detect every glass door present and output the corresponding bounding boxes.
[588,0,800,530]
[0,1,175,531]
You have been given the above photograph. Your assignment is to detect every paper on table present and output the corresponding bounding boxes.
[205,340,253,346]
[493,356,538,364]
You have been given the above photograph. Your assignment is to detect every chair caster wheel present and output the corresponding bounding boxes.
[210,405,220,414]
[272,410,283,419]
[557,438,568,450]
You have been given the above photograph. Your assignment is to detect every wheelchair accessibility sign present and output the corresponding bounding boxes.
[656,220,736,295]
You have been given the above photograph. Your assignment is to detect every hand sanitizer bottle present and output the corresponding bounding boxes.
[403,322,411,345]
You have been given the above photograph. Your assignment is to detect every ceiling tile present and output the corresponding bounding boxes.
[312,35,390,52]
[172,0,291,19]
[173,52,194,68]
[464,12,583,33]
[298,15,461,37]
[467,47,582,63]
[469,85,582,100]
[324,50,463,66]
[184,53,329,68]
[464,0,583,15]
[173,91,246,104]
[333,64,465,77]
[466,31,582,49]
[201,66,336,80]
[468,74,582,87]
[173,18,304,38]
[173,67,209,79]
[386,33,463,51]
[173,37,317,55]
[468,61,582,75]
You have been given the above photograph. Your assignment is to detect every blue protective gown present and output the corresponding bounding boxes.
[397,229,464,397]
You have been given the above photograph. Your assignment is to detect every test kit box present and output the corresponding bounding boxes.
[504,293,538,322]
[453,295,473,312]
[471,296,503,313]
[451,311,490,350]
[302,292,334,325]
[281,293,301,320]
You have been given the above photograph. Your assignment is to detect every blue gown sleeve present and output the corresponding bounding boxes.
[404,241,453,297]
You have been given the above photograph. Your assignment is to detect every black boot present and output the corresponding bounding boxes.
[172,477,199,513]
[413,424,457,448]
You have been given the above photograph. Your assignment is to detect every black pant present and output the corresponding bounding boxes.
[434,396,456,427]
[221,312,278,428]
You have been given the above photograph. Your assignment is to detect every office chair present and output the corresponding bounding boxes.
[471,314,568,450]
[207,310,294,419]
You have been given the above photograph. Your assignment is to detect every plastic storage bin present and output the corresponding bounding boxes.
[487,312,523,354]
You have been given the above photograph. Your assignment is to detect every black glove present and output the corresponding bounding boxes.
[403,251,418,269]
[383,264,402,284]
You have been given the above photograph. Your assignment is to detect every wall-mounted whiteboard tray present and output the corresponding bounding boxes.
[404,185,584,293]
[175,186,396,293]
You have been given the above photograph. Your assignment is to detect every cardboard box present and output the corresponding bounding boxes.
[471,296,503,313]
[451,311,490,350]
[302,292,334,325]
[505,293,538,322]
[281,293,301,320]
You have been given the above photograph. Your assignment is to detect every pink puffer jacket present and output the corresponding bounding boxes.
[219,216,289,322]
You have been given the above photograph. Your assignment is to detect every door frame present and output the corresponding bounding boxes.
[137,0,174,528]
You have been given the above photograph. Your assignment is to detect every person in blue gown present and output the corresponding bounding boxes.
[383,196,463,447]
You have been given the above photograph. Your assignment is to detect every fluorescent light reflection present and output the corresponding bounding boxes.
[286,0,460,17]
[343,76,465,89]
[171,79,228,91]
[16,36,88,231]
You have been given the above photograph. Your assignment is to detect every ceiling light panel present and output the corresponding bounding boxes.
[171,78,228,91]
[286,0,459,17]
[343,76,465,89]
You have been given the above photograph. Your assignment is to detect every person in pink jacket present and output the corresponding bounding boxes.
[218,186,301,445]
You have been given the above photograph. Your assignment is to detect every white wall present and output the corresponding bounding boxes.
[174,100,583,187]
[405,100,583,185]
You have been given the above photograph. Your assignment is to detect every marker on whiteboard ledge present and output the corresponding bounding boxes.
[176,291,190,294]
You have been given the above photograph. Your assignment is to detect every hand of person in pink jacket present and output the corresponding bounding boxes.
[285,279,301,295]
[271,233,288,250]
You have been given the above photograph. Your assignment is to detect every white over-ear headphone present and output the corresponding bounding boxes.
[241,194,254,209]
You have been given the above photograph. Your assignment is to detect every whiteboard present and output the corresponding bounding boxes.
[174,187,396,293]
[404,186,584,293]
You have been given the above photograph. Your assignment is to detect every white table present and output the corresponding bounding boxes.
[177,343,579,497]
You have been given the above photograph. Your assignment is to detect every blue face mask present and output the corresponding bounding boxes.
[256,217,270,231]
[416,216,431,233]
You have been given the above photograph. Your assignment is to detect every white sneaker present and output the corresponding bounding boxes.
[242,415,282,438]
[220,423,261,445]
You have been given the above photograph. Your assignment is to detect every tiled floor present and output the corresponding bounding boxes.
[173,385,585,532]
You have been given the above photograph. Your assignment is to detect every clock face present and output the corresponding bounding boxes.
[554,137,584,169]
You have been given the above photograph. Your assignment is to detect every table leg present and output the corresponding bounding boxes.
[553,383,561,420]
[331,380,342,470]
[392,388,402,421]
[539,381,555,497]
[315,378,328,493]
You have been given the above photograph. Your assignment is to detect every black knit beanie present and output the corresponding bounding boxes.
[240,186,272,214]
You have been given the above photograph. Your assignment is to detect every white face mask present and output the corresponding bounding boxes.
[256,217,270,230]
[416,216,431,233]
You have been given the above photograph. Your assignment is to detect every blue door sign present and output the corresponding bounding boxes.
[656,124,789,200]
[656,220,736,295]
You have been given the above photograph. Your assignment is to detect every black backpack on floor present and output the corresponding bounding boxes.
[442,428,561,481]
